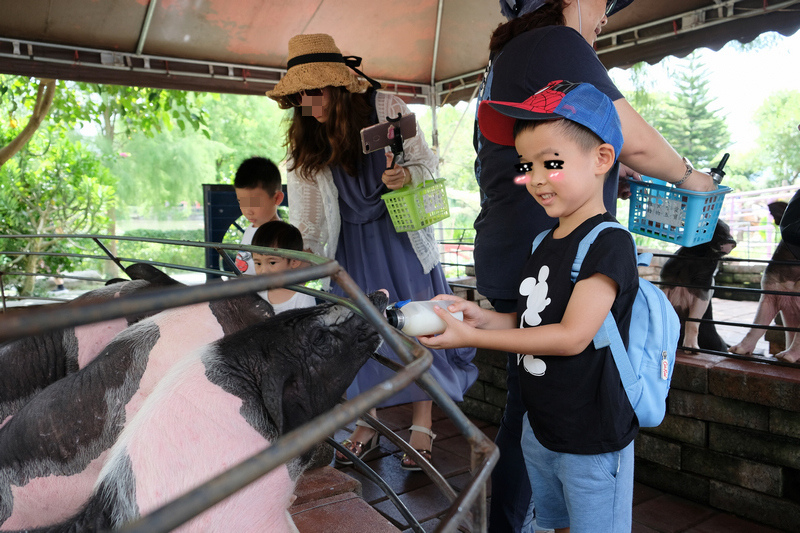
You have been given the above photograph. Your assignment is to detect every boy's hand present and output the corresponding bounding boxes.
[429,295,485,326]
[417,296,484,350]
[417,305,474,349]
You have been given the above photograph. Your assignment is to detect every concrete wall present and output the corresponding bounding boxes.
[636,353,800,531]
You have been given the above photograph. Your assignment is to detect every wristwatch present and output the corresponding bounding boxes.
[674,157,693,186]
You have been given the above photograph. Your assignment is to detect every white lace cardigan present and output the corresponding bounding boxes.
[287,92,441,284]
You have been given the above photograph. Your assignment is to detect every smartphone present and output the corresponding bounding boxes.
[360,113,417,154]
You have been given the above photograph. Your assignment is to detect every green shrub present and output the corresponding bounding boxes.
[119,229,206,271]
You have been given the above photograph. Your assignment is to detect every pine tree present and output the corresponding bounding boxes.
[659,53,730,169]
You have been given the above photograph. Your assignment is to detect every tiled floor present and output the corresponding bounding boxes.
[327,298,785,532]
[330,400,783,532]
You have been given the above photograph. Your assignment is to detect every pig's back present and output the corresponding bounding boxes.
[102,350,296,532]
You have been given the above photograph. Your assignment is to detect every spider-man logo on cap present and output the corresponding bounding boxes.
[477,79,624,161]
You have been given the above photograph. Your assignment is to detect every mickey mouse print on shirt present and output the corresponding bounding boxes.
[517,265,551,377]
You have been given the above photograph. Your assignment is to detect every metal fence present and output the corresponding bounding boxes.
[0,234,497,533]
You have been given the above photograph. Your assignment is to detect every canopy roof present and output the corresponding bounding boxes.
[1,0,799,105]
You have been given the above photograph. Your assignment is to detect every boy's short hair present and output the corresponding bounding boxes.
[477,79,623,161]
[252,220,304,252]
[234,157,281,194]
[512,118,604,156]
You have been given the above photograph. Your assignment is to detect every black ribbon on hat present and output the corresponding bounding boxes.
[287,53,382,90]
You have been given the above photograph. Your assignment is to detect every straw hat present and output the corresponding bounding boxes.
[266,34,374,106]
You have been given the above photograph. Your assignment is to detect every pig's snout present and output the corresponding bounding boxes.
[368,290,389,315]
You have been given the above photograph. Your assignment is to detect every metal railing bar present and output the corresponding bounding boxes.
[215,246,241,275]
[0,295,72,304]
[92,237,128,273]
[1,272,108,283]
[685,317,800,333]
[0,275,6,313]
[362,411,458,501]
[0,234,329,264]
[678,345,800,368]
[437,452,495,533]
[333,271,495,532]
[326,436,424,533]
[0,261,338,342]
[649,253,800,268]
[1,236,495,531]
[656,281,799,298]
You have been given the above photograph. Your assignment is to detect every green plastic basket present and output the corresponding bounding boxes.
[381,178,450,232]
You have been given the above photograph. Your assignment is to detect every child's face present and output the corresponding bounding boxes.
[236,186,282,227]
[514,122,610,222]
[253,253,299,276]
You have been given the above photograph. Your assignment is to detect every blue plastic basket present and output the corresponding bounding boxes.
[628,178,731,247]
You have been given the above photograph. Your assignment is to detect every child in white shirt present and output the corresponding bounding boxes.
[251,220,316,313]
[234,157,284,275]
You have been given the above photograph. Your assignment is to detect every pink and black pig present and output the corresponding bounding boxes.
[0,292,273,530]
[12,291,387,533]
[0,263,180,425]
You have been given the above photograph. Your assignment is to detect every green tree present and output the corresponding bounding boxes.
[0,77,56,166]
[200,93,288,183]
[110,127,230,217]
[1,75,213,277]
[0,129,115,295]
[752,90,800,186]
[658,54,730,169]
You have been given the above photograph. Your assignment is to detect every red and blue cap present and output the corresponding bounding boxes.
[478,80,623,161]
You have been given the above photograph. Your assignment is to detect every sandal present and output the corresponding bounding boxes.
[400,424,437,472]
[335,419,380,466]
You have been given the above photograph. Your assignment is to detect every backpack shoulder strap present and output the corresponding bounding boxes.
[570,221,639,282]
[571,221,639,390]
[531,228,553,255]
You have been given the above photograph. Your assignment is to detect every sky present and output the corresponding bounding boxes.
[608,29,800,153]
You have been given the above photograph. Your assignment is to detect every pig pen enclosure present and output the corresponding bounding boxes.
[0,234,497,533]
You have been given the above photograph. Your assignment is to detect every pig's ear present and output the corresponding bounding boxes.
[261,373,286,435]
[125,263,182,286]
[261,370,311,436]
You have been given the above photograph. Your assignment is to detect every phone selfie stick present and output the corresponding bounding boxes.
[386,113,405,170]
[709,153,729,185]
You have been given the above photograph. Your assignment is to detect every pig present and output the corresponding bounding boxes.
[660,220,737,352]
[0,263,181,425]
[15,291,388,533]
[0,292,273,529]
[730,199,800,362]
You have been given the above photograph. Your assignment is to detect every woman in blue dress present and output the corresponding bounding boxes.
[267,33,477,470]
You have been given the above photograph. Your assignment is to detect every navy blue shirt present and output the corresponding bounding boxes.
[473,25,624,301]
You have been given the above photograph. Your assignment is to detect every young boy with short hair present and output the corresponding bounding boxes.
[419,80,639,533]
[234,157,284,275]
[251,220,317,313]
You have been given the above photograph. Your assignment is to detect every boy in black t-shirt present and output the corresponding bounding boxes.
[419,80,639,533]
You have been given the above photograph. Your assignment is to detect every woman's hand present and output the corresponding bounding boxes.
[617,163,641,200]
[382,152,411,190]
[677,169,717,192]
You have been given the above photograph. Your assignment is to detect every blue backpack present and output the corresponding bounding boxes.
[531,221,679,428]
